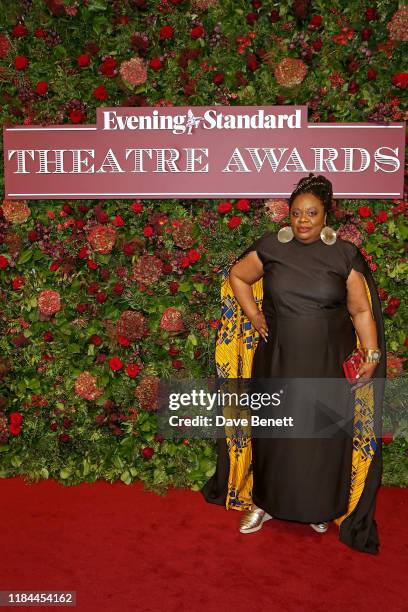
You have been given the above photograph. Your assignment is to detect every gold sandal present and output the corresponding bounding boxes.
[239,506,273,534]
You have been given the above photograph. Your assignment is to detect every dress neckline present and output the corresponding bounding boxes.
[292,235,321,246]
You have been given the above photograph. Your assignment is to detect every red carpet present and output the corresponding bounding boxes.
[1,478,407,612]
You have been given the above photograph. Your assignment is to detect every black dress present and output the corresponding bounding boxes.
[202,230,386,554]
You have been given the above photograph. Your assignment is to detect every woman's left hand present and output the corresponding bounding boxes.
[351,361,378,391]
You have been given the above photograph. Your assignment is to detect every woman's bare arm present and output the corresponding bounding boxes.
[229,251,269,341]
[346,268,379,380]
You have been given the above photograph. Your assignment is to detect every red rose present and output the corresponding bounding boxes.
[377,288,388,301]
[28,230,39,241]
[218,201,232,214]
[95,291,107,303]
[191,26,204,39]
[9,423,22,436]
[76,303,88,313]
[90,334,102,346]
[365,7,377,21]
[358,206,371,218]
[236,199,250,212]
[14,55,29,70]
[112,215,124,227]
[141,446,154,458]
[88,282,99,295]
[367,68,377,81]
[269,9,280,22]
[99,57,117,77]
[49,262,59,272]
[160,26,174,40]
[131,202,143,213]
[388,297,401,308]
[365,221,376,234]
[348,80,359,94]
[93,85,108,100]
[96,211,109,224]
[87,259,98,270]
[168,345,179,356]
[118,335,130,346]
[109,357,123,371]
[43,331,53,342]
[0,255,9,269]
[384,297,401,316]
[169,281,179,294]
[384,306,397,317]
[187,248,200,263]
[78,247,89,259]
[246,12,258,25]
[347,60,359,74]
[180,256,190,268]
[154,433,164,443]
[149,58,162,71]
[375,210,387,223]
[10,411,23,425]
[70,109,83,124]
[12,276,25,290]
[126,363,141,378]
[143,226,154,237]
[63,417,71,429]
[310,15,322,27]
[228,215,242,229]
[391,73,408,90]
[213,72,224,85]
[361,27,371,41]
[35,81,48,95]
[59,433,71,443]
[172,359,183,370]
[113,282,124,295]
[312,38,323,51]
[12,24,27,38]
[77,53,90,67]
[247,53,258,71]
[35,28,46,38]
[123,242,136,256]
[382,432,393,445]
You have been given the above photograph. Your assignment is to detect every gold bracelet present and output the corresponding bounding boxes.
[361,348,381,363]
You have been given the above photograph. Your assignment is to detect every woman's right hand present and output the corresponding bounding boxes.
[251,311,269,342]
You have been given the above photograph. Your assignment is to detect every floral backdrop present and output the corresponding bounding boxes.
[0,0,407,490]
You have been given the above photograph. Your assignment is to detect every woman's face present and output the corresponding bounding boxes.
[289,192,326,243]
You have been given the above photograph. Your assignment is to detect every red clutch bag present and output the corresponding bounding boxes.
[342,348,363,383]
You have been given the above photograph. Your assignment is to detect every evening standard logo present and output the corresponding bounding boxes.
[186,109,206,134]
[102,108,302,135]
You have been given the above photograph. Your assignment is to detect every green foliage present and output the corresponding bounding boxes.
[0,0,407,488]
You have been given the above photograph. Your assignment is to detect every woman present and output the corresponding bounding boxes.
[201,173,386,554]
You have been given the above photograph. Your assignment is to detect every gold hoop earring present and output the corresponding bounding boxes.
[277,226,294,243]
[320,226,337,245]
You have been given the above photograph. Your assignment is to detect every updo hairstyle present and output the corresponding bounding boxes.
[288,173,333,214]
